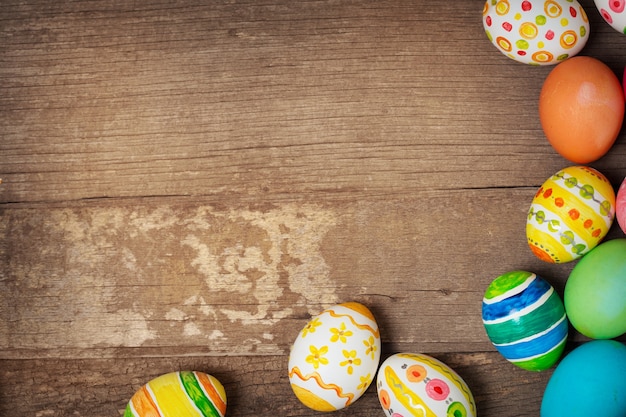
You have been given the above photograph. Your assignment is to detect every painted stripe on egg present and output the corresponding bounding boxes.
[483,289,565,344]
[508,334,568,363]
[482,273,535,304]
[180,371,224,417]
[482,271,568,371]
[551,170,615,216]
[149,373,204,417]
[493,314,568,359]
[493,313,567,347]
[527,203,588,245]
[508,337,567,371]
[526,223,575,263]
[195,372,227,417]
[551,181,613,229]
[125,372,226,417]
[482,274,550,320]
[482,285,553,325]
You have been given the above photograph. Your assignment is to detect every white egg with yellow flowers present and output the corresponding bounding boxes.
[287,302,381,411]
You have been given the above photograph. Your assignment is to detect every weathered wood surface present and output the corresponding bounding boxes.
[1,0,625,415]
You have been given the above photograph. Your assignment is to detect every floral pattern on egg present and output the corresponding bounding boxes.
[288,302,381,412]
[483,0,590,65]
[594,0,626,34]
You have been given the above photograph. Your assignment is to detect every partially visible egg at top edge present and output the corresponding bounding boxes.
[483,0,590,65]
[594,0,626,35]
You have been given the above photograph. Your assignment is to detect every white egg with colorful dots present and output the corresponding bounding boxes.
[594,0,626,34]
[376,353,477,417]
[483,0,590,65]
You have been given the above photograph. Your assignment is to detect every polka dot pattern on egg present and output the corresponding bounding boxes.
[594,0,626,34]
[483,0,590,65]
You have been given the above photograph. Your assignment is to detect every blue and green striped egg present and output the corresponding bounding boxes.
[482,271,568,371]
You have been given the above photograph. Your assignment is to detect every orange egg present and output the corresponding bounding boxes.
[539,56,625,164]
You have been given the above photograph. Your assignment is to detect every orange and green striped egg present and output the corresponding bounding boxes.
[125,371,227,417]
[482,271,568,371]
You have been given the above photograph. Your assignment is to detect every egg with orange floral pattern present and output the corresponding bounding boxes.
[287,302,381,411]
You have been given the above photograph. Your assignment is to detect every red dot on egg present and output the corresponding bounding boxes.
[546,30,555,40]
[555,197,564,207]
[503,22,513,32]
[536,187,544,198]
[522,1,532,11]
[518,50,527,56]
[592,228,602,238]
[543,188,553,198]
[602,9,614,24]
[569,209,580,220]
[570,6,577,18]
[584,219,593,229]
[486,16,492,26]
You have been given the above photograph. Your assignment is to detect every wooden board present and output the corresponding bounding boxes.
[1,0,625,415]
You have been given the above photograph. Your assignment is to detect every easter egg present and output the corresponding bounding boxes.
[594,0,626,34]
[617,177,626,234]
[482,0,590,65]
[287,302,381,411]
[376,353,477,417]
[541,340,626,417]
[564,238,626,339]
[482,271,568,371]
[526,166,615,263]
[124,371,226,417]
[539,56,625,164]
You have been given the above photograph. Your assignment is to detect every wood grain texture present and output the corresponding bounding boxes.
[1,0,626,416]
[0,352,550,416]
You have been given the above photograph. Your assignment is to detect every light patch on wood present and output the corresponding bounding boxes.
[71,309,156,348]
[0,203,339,354]
[208,330,225,340]
[182,204,340,325]
[184,322,202,337]
[165,308,187,321]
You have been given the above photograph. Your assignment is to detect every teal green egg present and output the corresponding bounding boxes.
[541,340,626,417]
[564,238,626,339]
[482,271,568,371]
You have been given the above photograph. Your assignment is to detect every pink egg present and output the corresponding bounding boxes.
[617,178,626,234]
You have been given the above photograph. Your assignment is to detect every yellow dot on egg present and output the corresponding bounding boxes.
[538,41,545,48]
[514,12,522,20]
[496,0,510,15]
[519,22,538,39]
[561,18,569,27]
